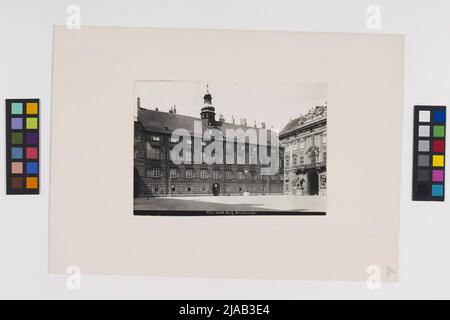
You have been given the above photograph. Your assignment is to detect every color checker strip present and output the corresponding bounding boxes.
[5,99,39,195]
[413,105,446,201]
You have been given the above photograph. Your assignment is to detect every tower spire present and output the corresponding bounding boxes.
[203,83,212,104]
[200,83,216,125]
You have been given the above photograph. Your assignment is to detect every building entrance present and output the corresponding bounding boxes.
[308,171,319,195]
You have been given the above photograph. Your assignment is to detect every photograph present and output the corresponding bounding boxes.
[133,81,327,215]
[8,0,446,305]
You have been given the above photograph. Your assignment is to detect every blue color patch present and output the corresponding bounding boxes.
[433,110,446,123]
[26,162,38,174]
[11,147,23,159]
[432,184,444,197]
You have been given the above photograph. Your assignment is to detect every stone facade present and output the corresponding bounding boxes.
[279,105,327,196]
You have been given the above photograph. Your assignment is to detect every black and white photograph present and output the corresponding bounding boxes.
[133,81,327,215]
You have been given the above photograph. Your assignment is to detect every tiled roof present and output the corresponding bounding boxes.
[137,108,280,146]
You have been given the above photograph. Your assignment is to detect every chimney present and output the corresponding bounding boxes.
[155,107,159,111]
[219,114,225,123]
[169,106,174,114]
[243,118,247,126]
[254,120,257,128]
[261,122,266,129]
[173,105,177,114]
[232,116,235,124]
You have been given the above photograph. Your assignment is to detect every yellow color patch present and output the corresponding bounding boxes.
[26,102,38,115]
[432,155,444,167]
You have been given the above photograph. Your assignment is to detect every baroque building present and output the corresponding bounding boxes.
[134,87,284,197]
[279,105,327,195]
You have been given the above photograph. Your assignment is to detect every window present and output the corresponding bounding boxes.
[170,148,180,162]
[250,172,257,180]
[293,155,298,166]
[322,135,327,144]
[226,171,233,179]
[147,167,160,178]
[249,146,258,164]
[225,143,233,153]
[311,136,315,146]
[151,135,161,142]
[187,186,191,192]
[154,185,159,193]
[185,169,193,179]
[201,170,208,179]
[170,168,177,179]
[285,158,290,167]
[184,150,192,162]
[146,143,160,159]
[171,185,175,192]
[293,143,298,150]
[238,171,245,180]
[213,170,221,179]
[299,140,305,149]
[300,156,304,164]
[323,151,327,162]
[237,144,245,164]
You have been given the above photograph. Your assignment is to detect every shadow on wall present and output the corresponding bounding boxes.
[134,166,150,198]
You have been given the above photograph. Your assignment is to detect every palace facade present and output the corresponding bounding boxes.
[134,87,284,197]
[279,105,327,195]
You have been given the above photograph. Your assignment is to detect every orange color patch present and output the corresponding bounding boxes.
[26,102,38,115]
[26,177,38,189]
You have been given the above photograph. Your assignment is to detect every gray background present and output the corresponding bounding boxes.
[0,0,449,299]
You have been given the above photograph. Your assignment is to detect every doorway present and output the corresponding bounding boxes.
[212,183,220,196]
[307,171,319,195]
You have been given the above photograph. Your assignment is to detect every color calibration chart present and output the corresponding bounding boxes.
[413,105,446,201]
[5,99,39,195]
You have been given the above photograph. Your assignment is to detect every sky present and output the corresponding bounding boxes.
[135,81,327,131]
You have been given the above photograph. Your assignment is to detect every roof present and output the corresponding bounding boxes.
[279,105,327,137]
[137,107,280,146]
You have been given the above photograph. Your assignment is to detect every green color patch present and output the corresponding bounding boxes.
[433,125,445,138]
[26,117,38,129]
[11,132,23,145]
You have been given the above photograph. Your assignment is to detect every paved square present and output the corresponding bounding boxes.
[134,194,326,214]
